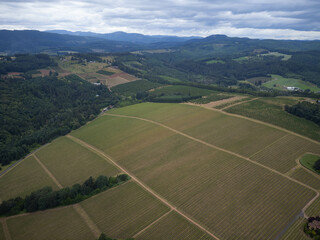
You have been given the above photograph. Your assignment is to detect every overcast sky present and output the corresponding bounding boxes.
[1,0,320,40]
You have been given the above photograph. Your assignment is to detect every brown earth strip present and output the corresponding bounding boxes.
[33,154,102,238]
[220,97,260,110]
[33,154,63,189]
[66,134,220,240]
[73,204,101,239]
[0,219,11,240]
[133,210,172,238]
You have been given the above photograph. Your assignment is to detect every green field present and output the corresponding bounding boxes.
[7,207,95,240]
[206,59,225,64]
[35,137,119,187]
[300,154,320,175]
[149,85,216,97]
[137,211,213,240]
[306,196,320,217]
[111,80,162,96]
[261,52,292,61]
[0,156,58,201]
[263,74,320,92]
[225,98,320,142]
[81,182,169,238]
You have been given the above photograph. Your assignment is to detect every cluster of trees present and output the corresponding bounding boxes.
[0,174,130,216]
[285,101,320,126]
[0,54,56,74]
[98,233,134,240]
[304,216,320,239]
[0,73,118,165]
[314,159,320,172]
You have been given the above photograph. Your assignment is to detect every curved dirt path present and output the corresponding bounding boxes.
[67,134,220,240]
[104,113,319,218]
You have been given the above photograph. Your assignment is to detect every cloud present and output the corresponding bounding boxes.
[0,0,320,39]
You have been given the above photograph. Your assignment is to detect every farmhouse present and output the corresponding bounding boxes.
[286,86,300,91]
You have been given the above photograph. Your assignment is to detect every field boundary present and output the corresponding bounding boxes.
[132,209,172,238]
[32,153,101,238]
[66,134,221,240]
[0,219,11,240]
[182,103,320,145]
[104,113,319,218]
[33,154,63,189]
[220,97,259,110]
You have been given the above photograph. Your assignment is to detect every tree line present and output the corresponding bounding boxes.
[0,174,130,216]
[285,101,320,126]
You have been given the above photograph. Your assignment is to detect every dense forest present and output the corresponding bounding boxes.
[0,55,118,165]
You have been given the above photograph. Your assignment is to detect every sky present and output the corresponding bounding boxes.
[1,0,320,40]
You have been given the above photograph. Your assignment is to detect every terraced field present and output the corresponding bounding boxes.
[1,102,319,240]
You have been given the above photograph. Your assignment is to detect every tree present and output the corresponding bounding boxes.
[314,159,320,171]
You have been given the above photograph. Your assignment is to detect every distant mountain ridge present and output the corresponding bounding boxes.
[46,30,202,44]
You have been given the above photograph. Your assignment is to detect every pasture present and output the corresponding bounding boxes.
[263,74,320,92]
[35,137,119,187]
[81,182,169,239]
[0,156,58,201]
[6,207,95,240]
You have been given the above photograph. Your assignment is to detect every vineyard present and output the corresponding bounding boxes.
[81,182,169,239]
[0,156,58,200]
[35,137,119,187]
[7,207,95,240]
[0,102,319,239]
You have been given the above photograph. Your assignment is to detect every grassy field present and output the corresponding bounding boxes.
[35,137,119,187]
[70,103,317,239]
[81,182,170,239]
[291,167,320,189]
[300,154,320,175]
[263,74,320,92]
[261,52,292,61]
[225,98,320,142]
[0,156,58,201]
[7,207,95,240]
[136,211,214,240]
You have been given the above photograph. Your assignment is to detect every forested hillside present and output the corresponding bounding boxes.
[0,55,117,165]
